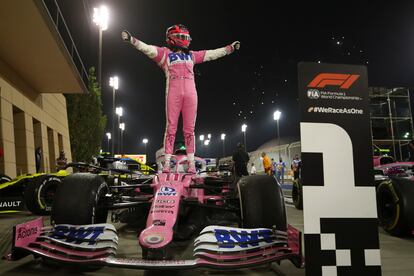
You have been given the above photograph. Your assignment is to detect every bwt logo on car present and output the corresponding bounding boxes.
[50,225,105,245]
[214,229,274,248]
[157,186,177,196]
[17,226,38,240]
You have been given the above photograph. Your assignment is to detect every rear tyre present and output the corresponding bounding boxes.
[377,179,414,236]
[292,179,303,210]
[238,175,287,231]
[24,175,61,215]
[51,173,108,225]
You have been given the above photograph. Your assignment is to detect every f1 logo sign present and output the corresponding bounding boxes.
[308,73,360,89]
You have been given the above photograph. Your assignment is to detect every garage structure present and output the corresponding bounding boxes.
[0,0,88,177]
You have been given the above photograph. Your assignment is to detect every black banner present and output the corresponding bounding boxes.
[298,62,381,276]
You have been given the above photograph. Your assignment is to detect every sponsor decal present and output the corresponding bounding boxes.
[155,199,175,204]
[0,200,22,208]
[307,73,360,89]
[307,89,362,101]
[168,52,192,63]
[50,225,104,245]
[308,106,363,115]
[17,226,38,240]
[157,186,177,196]
[150,210,174,214]
[214,229,273,248]
[109,258,193,266]
[154,205,174,209]
[307,89,320,99]
[153,220,166,226]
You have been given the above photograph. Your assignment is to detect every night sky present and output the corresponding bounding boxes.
[56,0,414,162]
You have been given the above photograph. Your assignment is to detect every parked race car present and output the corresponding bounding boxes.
[292,155,414,236]
[0,170,68,215]
[6,153,304,271]
[373,158,414,236]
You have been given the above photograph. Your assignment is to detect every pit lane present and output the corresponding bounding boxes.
[0,185,413,275]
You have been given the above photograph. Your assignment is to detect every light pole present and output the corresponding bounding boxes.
[199,134,204,155]
[110,76,119,154]
[273,110,282,159]
[204,139,210,157]
[115,106,123,154]
[241,124,247,150]
[105,132,111,153]
[93,6,109,86]
[142,138,148,156]
[221,133,226,157]
[119,122,125,155]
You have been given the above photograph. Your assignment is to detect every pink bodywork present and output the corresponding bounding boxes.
[139,155,213,249]
[14,217,43,248]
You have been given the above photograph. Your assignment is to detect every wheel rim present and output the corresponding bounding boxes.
[39,179,60,210]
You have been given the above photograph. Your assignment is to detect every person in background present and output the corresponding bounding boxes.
[35,147,42,173]
[276,157,286,184]
[409,139,414,161]
[262,152,272,175]
[250,163,257,175]
[232,143,249,177]
[271,158,277,177]
[291,154,302,180]
[56,150,67,171]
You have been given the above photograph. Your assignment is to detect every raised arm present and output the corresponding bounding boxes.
[122,30,166,65]
[192,41,240,64]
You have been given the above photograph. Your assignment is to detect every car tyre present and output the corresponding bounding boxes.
[238,175,287,231]
[51,173,108,225]
[292,179,303,210]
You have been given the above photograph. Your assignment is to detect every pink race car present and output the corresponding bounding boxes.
[6,154,304,271]
[373,156,414,236]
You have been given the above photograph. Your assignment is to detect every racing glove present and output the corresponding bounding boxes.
[121,30,133,43]
[231,41,241,51]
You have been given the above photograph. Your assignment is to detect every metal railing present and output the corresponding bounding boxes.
[40,0,89,90]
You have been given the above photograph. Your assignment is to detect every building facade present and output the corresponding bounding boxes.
[0,1,88,177]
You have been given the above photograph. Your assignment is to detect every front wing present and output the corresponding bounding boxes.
[7,218,304,270]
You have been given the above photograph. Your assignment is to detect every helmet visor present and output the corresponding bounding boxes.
[171,33,192,41]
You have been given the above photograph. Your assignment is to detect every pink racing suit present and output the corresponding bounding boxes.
[131,38,235,157]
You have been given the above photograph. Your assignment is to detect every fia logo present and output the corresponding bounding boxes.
[307,89,320,99]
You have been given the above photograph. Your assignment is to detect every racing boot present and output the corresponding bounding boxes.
[187,153,196,174]
[162,154,171,173]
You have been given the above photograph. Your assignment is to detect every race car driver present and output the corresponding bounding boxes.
[122,24,240,173]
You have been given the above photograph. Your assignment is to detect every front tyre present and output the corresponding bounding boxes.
[238,175,287,231]
[51,173,108,225]
[377,179,414,236]
[292,178,303,210]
